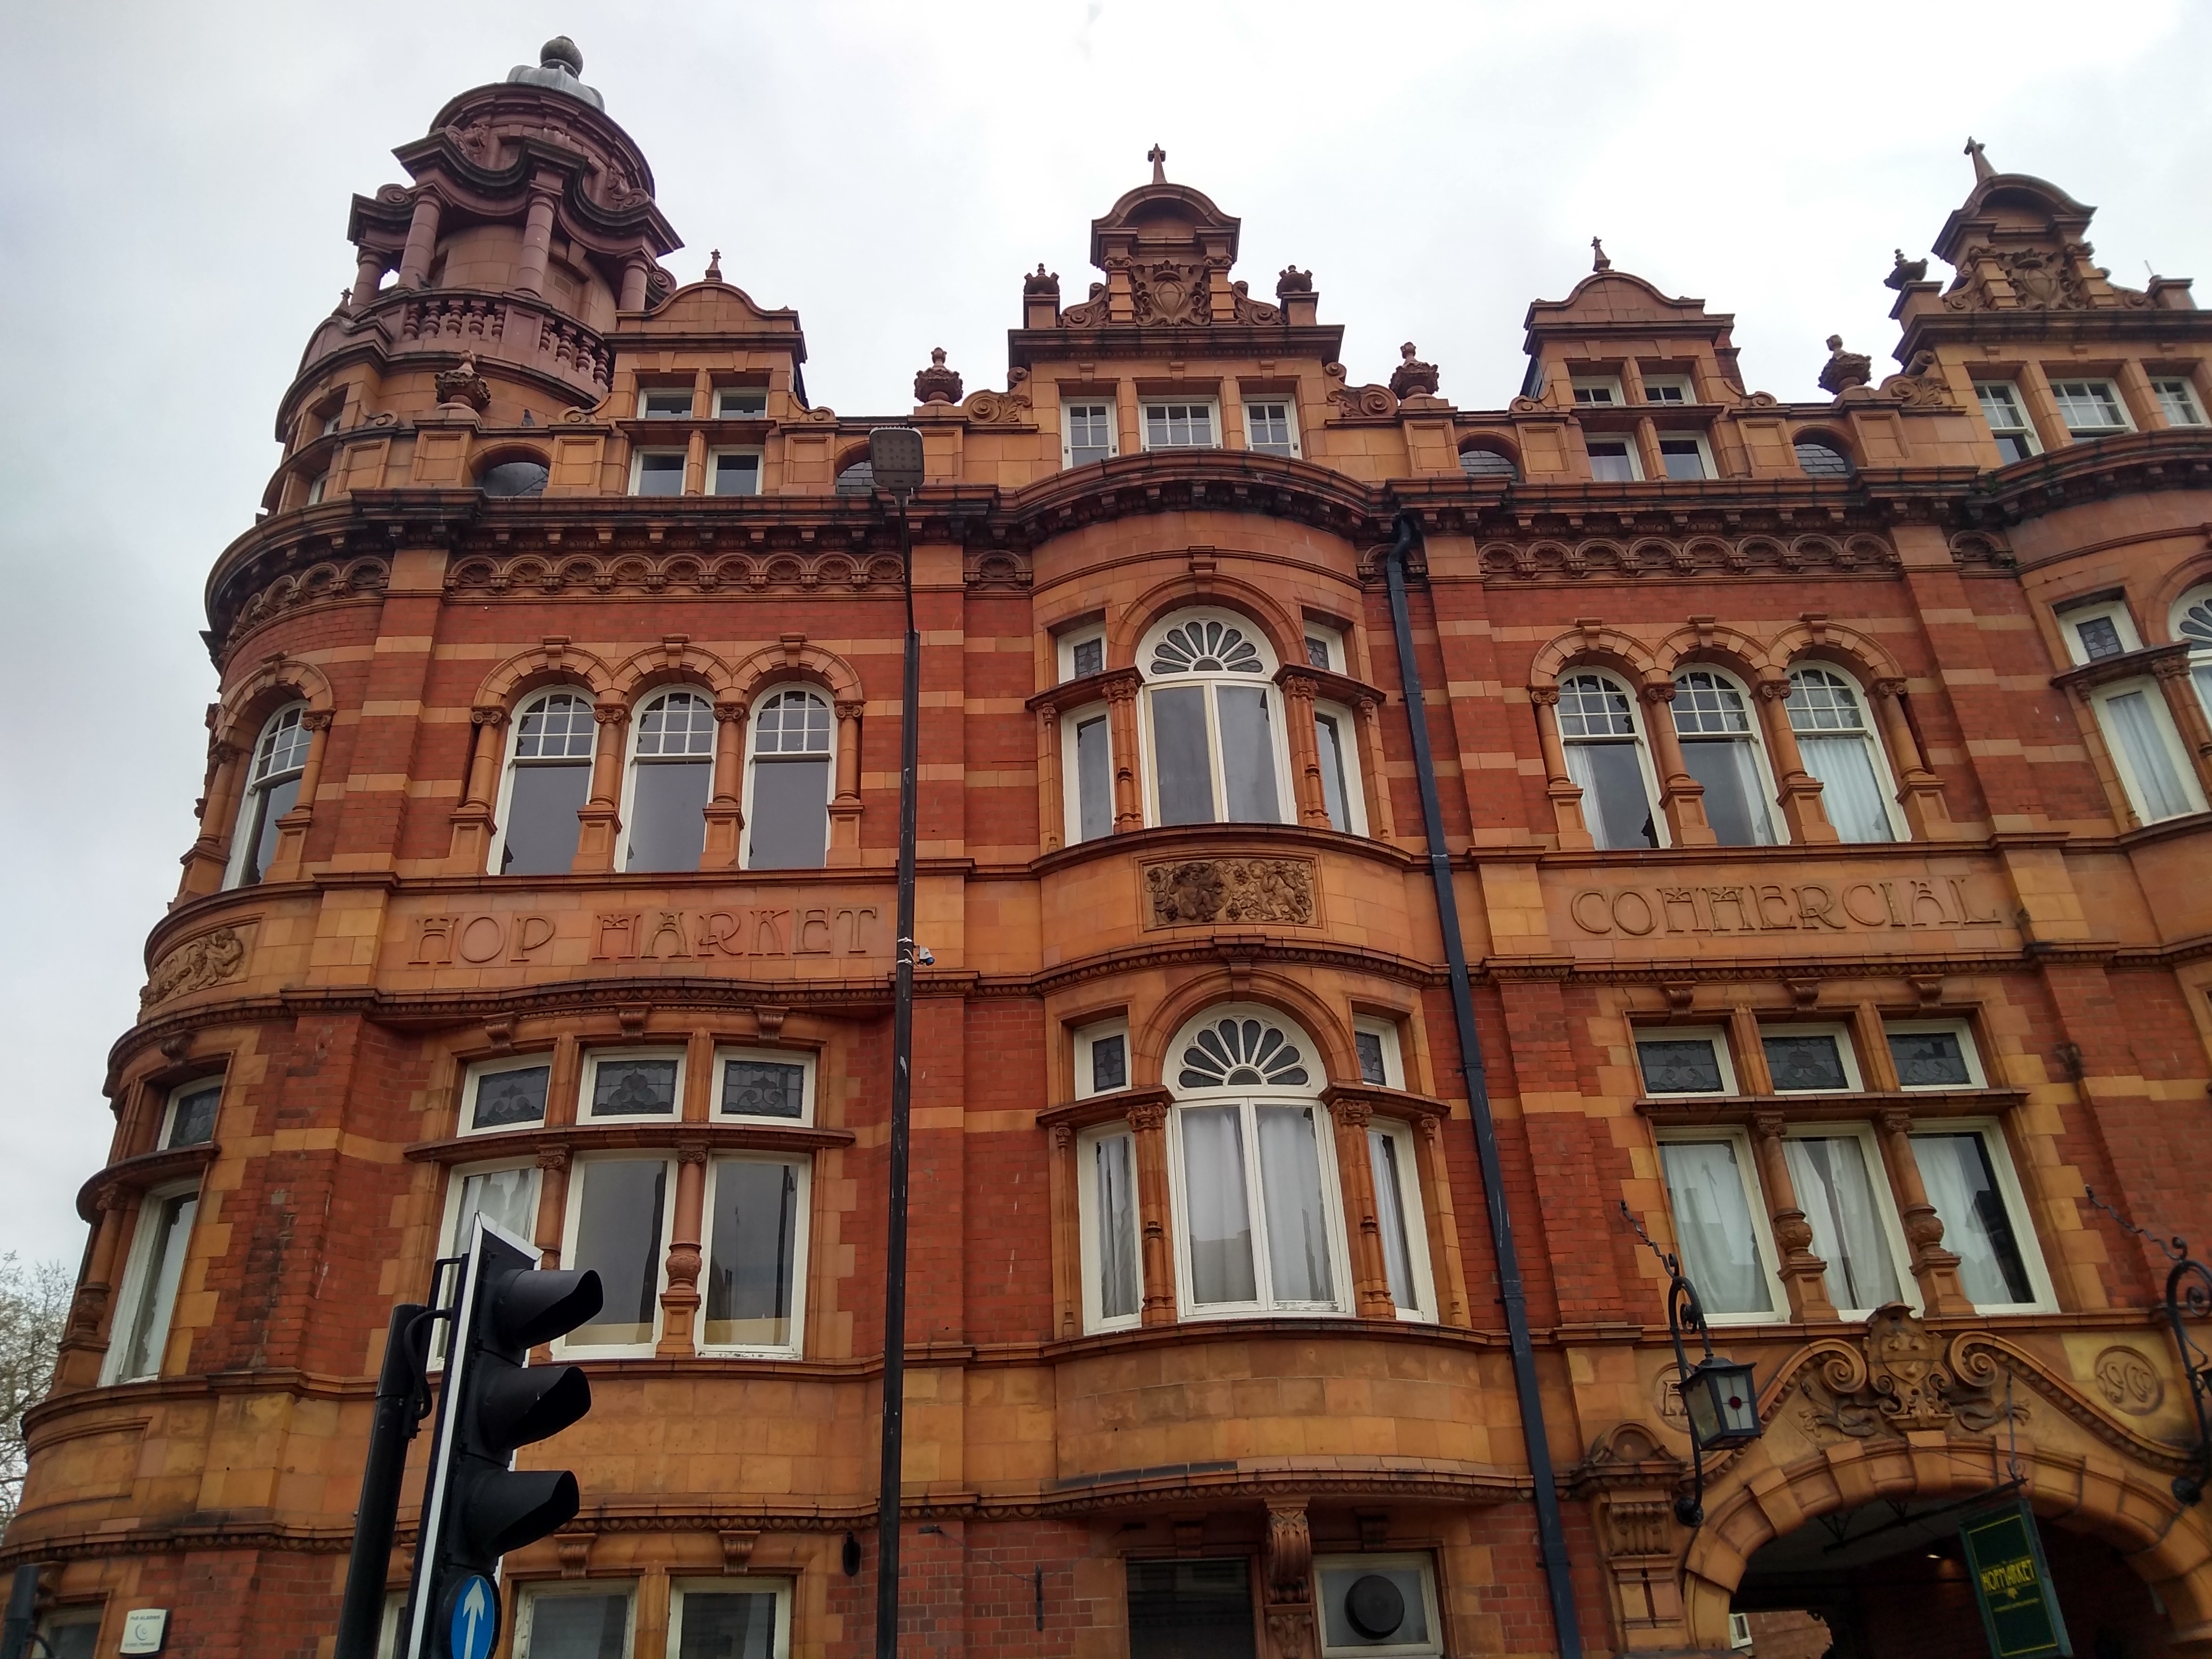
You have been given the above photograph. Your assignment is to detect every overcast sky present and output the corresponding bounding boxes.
[1,2,2207,1271]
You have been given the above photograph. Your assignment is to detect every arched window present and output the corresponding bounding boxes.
[745,687,833,868]
[1793,438,1854,477]
[621,689,716,872]
[1672,669,1779,845]
[833,458,875,496]
[1556,672,1662,850]
[1139,611,1289,826]
[1166,1008,1346,1316]
[227,702,311,886]
[2176,584,2212,723]
[1457,444,1518,480]
[477,457,549,497]
[494,689,597,876]
[1786,666,1900,843]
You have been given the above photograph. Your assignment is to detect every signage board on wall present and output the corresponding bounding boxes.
[1960,1501,2072,1658]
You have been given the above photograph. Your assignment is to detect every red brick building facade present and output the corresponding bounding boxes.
[9,39,2212,1659]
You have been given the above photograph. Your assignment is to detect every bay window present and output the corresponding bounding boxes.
[718,1048,812,1121]
[104,1183,200,1384]
[517,1586,634,1659]
[622,688,715,872]
[460,1057,552,1134]
[1781,1129,1909,1316]
[700,1157,808,1354]
[495,688,597,876]
[1140,613,1289,825]
[1061,702,1114,844]
[1786,665,1901,842]
[744,686,833,868]
[1366,1116,1433,1319]
[1557,671,1662,849]
[1077,1124,1142,1330]
[584,1050,684,1121]
[227,702,312,887]
[1911,1128,2040,1309]
[161,1077,224,1149]
[2091,681,2202,824]
[560,1156,673,1354]
[1313,703,1364,833]
[1636,1029,1736,1096]
[1657,1135,1779,1320]
[1761,1024,1861,1093]
[1672,669,1779,845]
[1888,1021,1985,1090]
[669,1580,791,1659]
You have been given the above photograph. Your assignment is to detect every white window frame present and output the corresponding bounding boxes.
[669,1579,793,1659]
[714,1045,816,1125]
[740,683,836,870]
[1242,398,1302,459]
[1353,1016,1405,1090]
[1729,1612,1754,1649]
[694,1155,811,1359]
[1759,1021,1863,1094]
[706,448,764,496]
[629,447,688,496]
[224,700,313,889]
[1313,700,1369,835]
[457,1056,556,1137]
[616,686,718,874]
[1058,625,1107,682]
[1643,374,1694,405]
[1138,398,1220,452]
[489,685,599,877]
[1060,700,1115,847]
[102,1180,201,1385]
[1654,430,1715,481]
[2152,377,2206,428]
[1557,669,1670,850]
[581,1046,688,1125]
[714,387,768,419]
[2089,678,2206,825]
[1671,666,1785,846]
[1074,1018,1133,1098]
[1634,1027,1739,1097]
[1907,1117,2058,1314]
[434,1161,545,1360]
[1076,1121,1143,1334]
[1301,623,1346,674]
[1061,399,1118,467]
[1137,609,1294,827]
[1166,1007,1352,1321]
[1780,1120,1920,1319]
[160,1076,225,1149]
[2048,377,2133,437]
[638,386,696,419]
[1365,1115,1438,1323]
[2172,584,2212,724]
[1785,662,1909,843]
[1654,1128,1786,1325]
[1974,381,2040,459]
[1584,435,1644,482]
[305,471,329,506]
[2056,599,2141,665]
[557,1154,678,1359]
[516,1582,638,1659]
[1570,376,1624,406]
[35,1611,103,1659]
[1312,1551,1445,1657]
[1884,1019,1989,1091]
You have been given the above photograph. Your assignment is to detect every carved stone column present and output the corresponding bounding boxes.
[1870,677,1953,837]
[1749,1112,1836,1321]
[263,710,334,884]
[828,697,864,865]
[397,194,442,289]
[1130,1102,1177,1325]
[571,702,629,873]
[1641,677,1714,845]
[1048,1123,1078,1338]
[1262,1502,1319,1659]
[1328,1098,1394,1318]
[1279,669,1331,828]
[657,1142,709,1358]
[1106,679,1144,833]
[1531,685,1594,848]
[1413,1116,1471,1327]
[350,245,386,310]
[2153,652,2212,803]
[618,252,651,313]
[513,188,559,297]
[179,742,245,898]
[447,707,507,873]
[533,1147,571,1267]
[1875,1109,1972,1314]
[703,698,748,867]
[52,1191,125,1392]
[1755,671,1837,843]
[1036,706,1065,853]
[1353,694,1395,839]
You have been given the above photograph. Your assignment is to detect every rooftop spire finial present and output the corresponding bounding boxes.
[1147,144,1167,185]
[1590,236,1611,272]
[1964,136,1994,183]
[705,249,722,281]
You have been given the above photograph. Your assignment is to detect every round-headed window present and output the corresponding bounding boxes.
[479,458,550,497]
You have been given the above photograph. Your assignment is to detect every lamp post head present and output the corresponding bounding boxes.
[869,426,925,495]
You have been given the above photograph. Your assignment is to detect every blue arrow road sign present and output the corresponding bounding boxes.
[447,1573,498,1659]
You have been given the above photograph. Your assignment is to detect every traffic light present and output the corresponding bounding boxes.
[403,1220,602,1659]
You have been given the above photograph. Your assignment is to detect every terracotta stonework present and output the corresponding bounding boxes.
[9,47,2212,1659]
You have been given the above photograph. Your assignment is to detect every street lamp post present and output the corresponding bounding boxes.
[1619,1202,1764,1526]
[868,426,926,1659]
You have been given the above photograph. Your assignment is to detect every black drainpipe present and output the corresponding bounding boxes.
[1383,509,1583,1657]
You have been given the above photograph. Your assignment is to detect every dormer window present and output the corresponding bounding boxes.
[640,387,696,418]
[1571,377,1623,406]
[2050,380,2130,438]
[1142,401,1217,450]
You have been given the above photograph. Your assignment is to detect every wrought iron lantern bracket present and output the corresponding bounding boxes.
[2087,1187,2212,1505]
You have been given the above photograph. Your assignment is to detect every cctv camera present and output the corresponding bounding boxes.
[915,945,935,966]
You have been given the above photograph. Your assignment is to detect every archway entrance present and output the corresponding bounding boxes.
[1732,1495,2173,1658]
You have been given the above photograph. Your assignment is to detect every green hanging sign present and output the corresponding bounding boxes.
[1959,1501,2072,1658]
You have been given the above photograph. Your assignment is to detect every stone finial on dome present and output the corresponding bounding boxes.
[705,249,723,282]
[506,34,605,110]
[914,347,963,406]
[1023,264,1060,298]
[1965,136,1995,183]
[1817,334,1873,395]
[1591,237,1612,272]
[1389,341,1439,400]
[541,36,584,76]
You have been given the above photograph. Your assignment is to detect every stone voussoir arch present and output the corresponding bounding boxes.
[725,637,864,711]
[1139,969,1357,1095]
[215,652,337,750]
[1765,617,1909,688]
[1113,569,1305,674]
[1653,621,1775,682]
[1527,622,1663,692]
[470,641,618,720]
[608,640,738,706]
